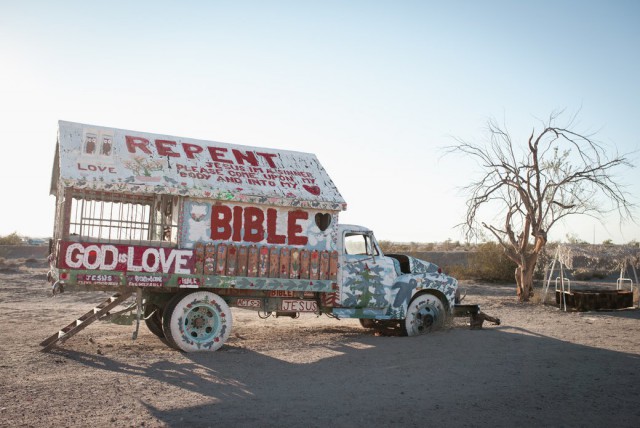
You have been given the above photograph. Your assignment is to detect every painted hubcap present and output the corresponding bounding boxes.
[415,307,436,332]
[184,305,218,342]
[407,297,444,336]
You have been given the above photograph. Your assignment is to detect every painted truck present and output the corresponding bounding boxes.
[47,121,459,352]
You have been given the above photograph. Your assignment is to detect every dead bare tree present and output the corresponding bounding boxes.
[448,112,635,302]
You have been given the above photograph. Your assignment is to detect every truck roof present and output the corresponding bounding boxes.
[338,224,372,233]
[51,121,346,211]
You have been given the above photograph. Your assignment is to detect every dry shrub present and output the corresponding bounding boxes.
[380,240,521,283]
[530,288,548,304]
[0,257,19,267]
[466,242,517,282]
[443,264,470,280]
[0,232,23,245]
[379,241,435,253]
[572,268,608,281]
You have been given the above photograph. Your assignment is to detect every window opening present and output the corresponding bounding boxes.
[66,190,178,245]
[344,233,379,256]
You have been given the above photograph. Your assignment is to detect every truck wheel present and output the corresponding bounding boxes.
[403,293,445,336]
[162,291,232,352]
[144,303,165,338]
[359,319,376,329]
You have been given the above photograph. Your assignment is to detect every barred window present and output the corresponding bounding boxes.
[66,191,178,245]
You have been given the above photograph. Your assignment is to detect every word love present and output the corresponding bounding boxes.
[77,163,116,173]
[63,243,193,274]
[211,205,309,245]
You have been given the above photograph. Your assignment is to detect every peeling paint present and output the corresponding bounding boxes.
[54,121,346,211]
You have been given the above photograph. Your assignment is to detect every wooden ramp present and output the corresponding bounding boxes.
[40,290,134,352]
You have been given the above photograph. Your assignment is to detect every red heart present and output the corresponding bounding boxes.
[303,185,321,196]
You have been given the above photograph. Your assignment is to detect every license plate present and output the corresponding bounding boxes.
[269,290,296,297]
[237,298,261,308]
[281,299,318,312]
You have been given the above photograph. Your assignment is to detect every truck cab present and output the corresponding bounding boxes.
[335,225,457,335]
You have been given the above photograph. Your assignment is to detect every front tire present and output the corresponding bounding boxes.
[403,293,446,336]
[162,291,232,352]
[359,318,376,329]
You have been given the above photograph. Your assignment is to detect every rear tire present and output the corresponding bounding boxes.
[144,303,165,338]
[403,293,446,336]
[162,291,232,352]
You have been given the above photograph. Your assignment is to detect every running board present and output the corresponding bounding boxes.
[40,290,134,352]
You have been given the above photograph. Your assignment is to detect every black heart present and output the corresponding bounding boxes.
[315,213,332,231]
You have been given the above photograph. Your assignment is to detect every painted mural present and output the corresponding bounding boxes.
[336,255,458,320]
[59,241,194,274]
[54,121,346,211]
[181,200,339,251]
[341,261,395,309]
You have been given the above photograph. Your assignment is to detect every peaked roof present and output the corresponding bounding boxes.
[52,121,346,211]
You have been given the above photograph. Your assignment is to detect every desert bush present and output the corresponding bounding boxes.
[571,268,607,281]
[380,240,519,282]
[379,241,435,253]
[466,242,518,282]
[443,264,471,280]
[0,232,23,245]
[378,241,395,253]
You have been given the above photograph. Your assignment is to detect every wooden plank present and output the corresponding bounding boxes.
[248,245,259,277]
[216,243,227,275]
[204,243,216,275]
[258,246,270,277]
[237,245,248,277]
[226,244,237,276]
[319,250,329,280]
[279,247,290,278]
[269,247,280,278]
[289,248,300,279]
[310,250,320,280]
[299,249,310,279]
[194,242,205,275]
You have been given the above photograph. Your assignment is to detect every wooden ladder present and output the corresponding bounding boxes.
[40,290,134,352]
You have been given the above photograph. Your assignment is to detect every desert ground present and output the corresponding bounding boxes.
[1,254,639,427]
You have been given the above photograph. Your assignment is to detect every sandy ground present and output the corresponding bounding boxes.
[1,258,639,427]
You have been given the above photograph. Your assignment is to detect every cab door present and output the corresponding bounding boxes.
[339,231,397,309]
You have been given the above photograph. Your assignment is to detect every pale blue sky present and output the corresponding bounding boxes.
[1,0,638,243]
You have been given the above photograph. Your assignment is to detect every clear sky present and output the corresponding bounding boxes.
[1,0,638,244]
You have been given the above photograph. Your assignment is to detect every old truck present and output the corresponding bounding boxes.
[44,120,466,352]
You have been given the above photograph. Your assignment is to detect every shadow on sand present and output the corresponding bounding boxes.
[53,322,640,427]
